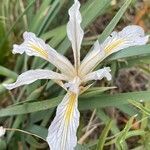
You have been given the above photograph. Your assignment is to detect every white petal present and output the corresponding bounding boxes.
[103,25,149,55]
[47,92,79,150]
[13,32,75,77]
[79,25,149,76]
[82,67,112,82]
[67,0,84,69]
[79,40,105,76]
[0,126,6,137]
[4,69,68,90]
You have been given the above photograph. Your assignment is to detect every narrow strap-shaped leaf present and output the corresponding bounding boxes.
[98,0,132,42]
[0,0,36,50]
[96,120,113,150]
[1,91,150,117]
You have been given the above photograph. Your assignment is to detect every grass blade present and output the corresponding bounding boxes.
[107,45,150,62]
[1,91,150,117]
[98,0,132,42]
[96,120,113,150]
[0,0,36,49]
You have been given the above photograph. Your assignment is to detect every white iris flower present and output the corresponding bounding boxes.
[4,0,149,149]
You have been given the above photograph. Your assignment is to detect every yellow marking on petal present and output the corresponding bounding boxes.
[59,92,77,149]
[105,39,124,54]
[65,93,77,125]
[29,44,48,58]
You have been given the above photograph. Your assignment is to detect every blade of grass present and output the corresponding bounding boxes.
[107,45,150,62]
[129,100,150,116]
[0,66,17,79]
[96,120,113,150]
[0,0,36,50]
[116,104,140,118]
[98,0,132,42]
[0,79,15,94]
[96,109,120,134]
[115,115,136,149]
[36,0,61,35]
[29,0,52,32]
[1,91,150,117]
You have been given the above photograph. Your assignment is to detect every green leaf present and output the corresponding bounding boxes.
[26,124,47,140]
[0,0,36,49]
[81,0,111,28]
[80,91,150,110]
[116,104,140,119]
[26,85,45,101]
[96,120,113,150]
[129,100,150,116]
[0,79,15,94]
[25,136,46,149]
[107,45,150,62]
[29,0,52,32]
[0,139,6,150]
[125,130,145,139]
[7,115,24,143]
[98,0,132,42]
[96,109,120,134]
[0,21,9,64]
[35,0,64,35]
[75,144,89,150]
[1,91,150,117]
[115,115,135,150]
[0,66,17,79]
[82,86,116,97]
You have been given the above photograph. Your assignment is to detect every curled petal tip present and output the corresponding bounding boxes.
[23,31,28,37]
[2,83,16,90]
[103,67,112,81]
[83,67,112,82]
[104,67,111,72]
[96,67,112,81]
[23,31,35,39]
[12,44,23,54]
[2,83,11,90]
[145,35,149,42]
[0,126,6,137]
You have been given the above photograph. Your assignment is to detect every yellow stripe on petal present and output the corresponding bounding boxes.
[13,32,75,78]
[79,25,148,76]
[65,93,77,124]
[104,39,124,55]
[62,93,78,150]
[29,43,48,59]
[47,92,80,150]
